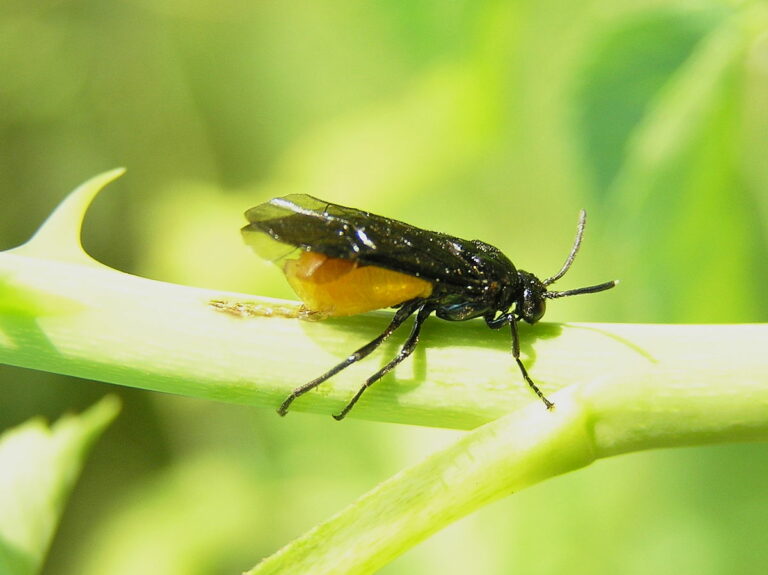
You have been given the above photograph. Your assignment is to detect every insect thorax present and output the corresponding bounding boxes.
[433,241,520,322]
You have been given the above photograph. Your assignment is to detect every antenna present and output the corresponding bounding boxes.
[544,280,618,299]
[543,209,586,286]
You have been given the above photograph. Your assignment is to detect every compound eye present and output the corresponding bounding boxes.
[521,288,546,324]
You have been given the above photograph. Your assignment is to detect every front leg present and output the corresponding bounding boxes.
[508,316,554,410]
[485,311,511,330]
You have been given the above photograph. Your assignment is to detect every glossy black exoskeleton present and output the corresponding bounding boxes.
[242,195,617,419]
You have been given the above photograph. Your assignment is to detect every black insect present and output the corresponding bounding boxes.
[242,194,617,420]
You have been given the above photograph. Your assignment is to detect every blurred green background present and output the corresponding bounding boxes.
[1,0,767,573]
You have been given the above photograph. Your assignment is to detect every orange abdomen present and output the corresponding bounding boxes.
[284,251,433,316]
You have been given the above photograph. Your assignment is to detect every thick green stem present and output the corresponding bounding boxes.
[249,392,595,575]
[3,172,768,575]
[247,360,768,574]
[1,171,767,431]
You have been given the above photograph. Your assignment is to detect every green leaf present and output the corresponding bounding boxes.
[0,397,120,575]
[608,14,768,322]
[575,6,724,193]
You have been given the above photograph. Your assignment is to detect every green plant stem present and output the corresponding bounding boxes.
[0,397,120,575]
[2,172,768,574]
[249,392,595,575]
[247,325,768,574]
[248,361,768,575]
[1,171,767,430]
[2,242,765,430]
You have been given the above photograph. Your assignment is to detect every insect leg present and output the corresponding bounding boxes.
[509,315,555,410]
[333,305,434,421]
[277,300,422,416]
[484,312,510,330]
